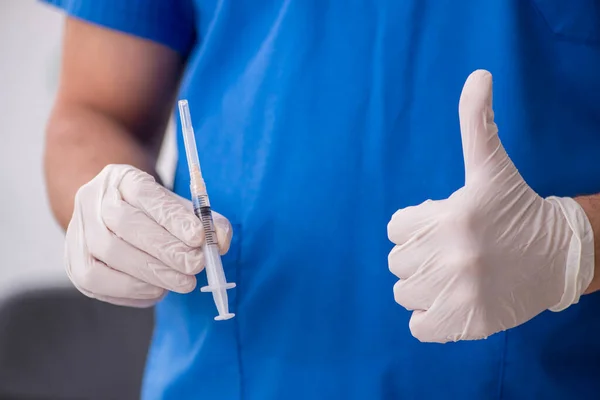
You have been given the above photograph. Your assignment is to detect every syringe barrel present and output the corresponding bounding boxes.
[192,195,219,247]
[203,244,228,285]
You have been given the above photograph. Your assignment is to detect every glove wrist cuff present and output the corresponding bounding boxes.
[546,196,595,312]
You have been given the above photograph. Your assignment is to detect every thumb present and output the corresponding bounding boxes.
[458,69,508,183]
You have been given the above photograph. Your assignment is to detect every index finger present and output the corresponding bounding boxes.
[118,171,204,248]
[387,199,442,244]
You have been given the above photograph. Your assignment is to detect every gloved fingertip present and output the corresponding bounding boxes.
[173,274,197,294]
[215,219,233,255]
[409,310,436,343]
[145,286,167,298]
[218,242,231,255]
[387,246,402,273]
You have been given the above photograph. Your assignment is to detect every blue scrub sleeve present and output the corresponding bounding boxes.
[41,0,197,56]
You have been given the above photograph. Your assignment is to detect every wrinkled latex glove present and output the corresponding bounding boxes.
[387,70,595,343]
[65,164,232,307]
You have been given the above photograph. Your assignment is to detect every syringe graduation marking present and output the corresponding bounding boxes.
[192,196,219,246]
[200,207,219,245]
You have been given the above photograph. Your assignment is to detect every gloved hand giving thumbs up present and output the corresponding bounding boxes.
[387,70,595,343]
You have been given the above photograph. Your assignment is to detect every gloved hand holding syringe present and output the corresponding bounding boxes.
[178,99,236,321]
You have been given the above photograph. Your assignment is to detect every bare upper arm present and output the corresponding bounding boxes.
[53,17,186,150]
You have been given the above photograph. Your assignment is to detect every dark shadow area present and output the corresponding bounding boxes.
[0,288,154,400]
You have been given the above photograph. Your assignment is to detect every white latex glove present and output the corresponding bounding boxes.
[65,164,232,307]
[387,70,595,343]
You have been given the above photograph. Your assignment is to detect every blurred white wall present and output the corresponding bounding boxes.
[0,0,177,299]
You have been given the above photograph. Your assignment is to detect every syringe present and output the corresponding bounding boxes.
[178,99,236,321]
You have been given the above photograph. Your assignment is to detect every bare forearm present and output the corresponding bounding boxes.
[575,194,600,293]
[44,104,163,230]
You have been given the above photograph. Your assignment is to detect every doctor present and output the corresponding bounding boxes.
[43,0,600,399]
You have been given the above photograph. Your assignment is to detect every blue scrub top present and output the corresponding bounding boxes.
[45,1,600,399]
